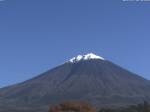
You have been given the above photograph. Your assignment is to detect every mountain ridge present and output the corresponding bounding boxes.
[0,54,150,112]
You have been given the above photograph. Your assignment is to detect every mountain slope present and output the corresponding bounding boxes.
[0,53,150,112]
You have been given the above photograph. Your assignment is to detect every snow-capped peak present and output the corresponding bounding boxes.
[69,53,105,63]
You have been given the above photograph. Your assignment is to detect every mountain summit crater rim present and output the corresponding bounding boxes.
[69,53,105,63]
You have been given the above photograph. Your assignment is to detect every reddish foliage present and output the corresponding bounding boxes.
[49,101,96,112]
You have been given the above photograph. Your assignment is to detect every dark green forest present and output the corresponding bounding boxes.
[49,101,150,112]
[99,101,149,112]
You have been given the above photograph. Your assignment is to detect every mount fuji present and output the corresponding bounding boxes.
[0,53,150,112]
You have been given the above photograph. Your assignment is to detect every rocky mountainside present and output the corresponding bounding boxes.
[0,53,150,112]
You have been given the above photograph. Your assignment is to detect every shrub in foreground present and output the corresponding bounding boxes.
[49,101,96,112]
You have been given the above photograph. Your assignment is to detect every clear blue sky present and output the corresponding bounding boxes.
[0,0,150,88]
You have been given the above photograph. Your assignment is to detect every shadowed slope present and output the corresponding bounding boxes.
[0,59,150,111]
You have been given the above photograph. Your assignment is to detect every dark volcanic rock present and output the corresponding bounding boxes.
[0,58,150,112]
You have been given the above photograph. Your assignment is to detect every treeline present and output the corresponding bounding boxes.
[99,101,150,112]
[49,101,96,112]
[49,101,150,112]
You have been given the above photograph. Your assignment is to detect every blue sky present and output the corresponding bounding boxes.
[0,0,150,88]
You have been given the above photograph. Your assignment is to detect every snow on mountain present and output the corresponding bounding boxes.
[1,53,150,112]
[69,53,105,63]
